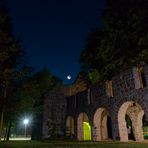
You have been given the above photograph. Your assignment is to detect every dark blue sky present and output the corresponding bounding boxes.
[5,0,105,84]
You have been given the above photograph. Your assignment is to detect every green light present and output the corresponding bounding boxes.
[83,122,91,140]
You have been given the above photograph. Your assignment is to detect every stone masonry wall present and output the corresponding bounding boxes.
[66,65,148,141]
[42,86,67,139]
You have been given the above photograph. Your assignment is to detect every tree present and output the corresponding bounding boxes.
[0,1,29,140]
[2,68,61,140]
[79,30,106,83]
[79,0,148,83]
[13,68,62,140]
[101,0,148,71]
[17,68,62,113]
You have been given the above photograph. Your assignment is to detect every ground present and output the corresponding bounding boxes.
[0,140,148,148]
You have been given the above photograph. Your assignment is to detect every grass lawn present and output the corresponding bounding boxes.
[0,140,148,148]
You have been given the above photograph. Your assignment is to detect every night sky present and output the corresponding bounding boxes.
[4,0,105,84]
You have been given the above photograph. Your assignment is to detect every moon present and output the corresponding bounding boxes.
[67,75,71,80]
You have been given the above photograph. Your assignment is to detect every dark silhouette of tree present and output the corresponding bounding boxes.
[2,67,61,140]
[79,0,148,83]
[16,68,62,140]
[17,68,61,114]
[0,0,62,141]
[0,1,29,140]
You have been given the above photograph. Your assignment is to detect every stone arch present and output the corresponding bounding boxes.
[66,116,74,138]
[77,112,91,141]
[118,101,144,142]
[93,107,112,141]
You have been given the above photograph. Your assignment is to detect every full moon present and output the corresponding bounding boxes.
[67,75,71,80]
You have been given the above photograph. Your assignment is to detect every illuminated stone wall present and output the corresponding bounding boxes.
[41,65,148,141]
[66,65,148,142]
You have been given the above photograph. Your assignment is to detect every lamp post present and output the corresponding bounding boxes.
[23,119,29,137]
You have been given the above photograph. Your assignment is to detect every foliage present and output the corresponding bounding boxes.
[0,0,31,140]
[0,0,29,106]
[16,68,62,116]
[79,0,148,83]
[0,1,27,85]
[0,1,62,139]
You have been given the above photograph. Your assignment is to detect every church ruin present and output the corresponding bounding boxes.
[41,65,148,142]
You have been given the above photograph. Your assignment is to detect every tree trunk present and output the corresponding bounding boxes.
[6,121,12,141]
[4,125,8,141]
[0,112,4,141]
[0,88,7,141]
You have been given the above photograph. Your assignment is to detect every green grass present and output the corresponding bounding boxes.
[0,140,148,148]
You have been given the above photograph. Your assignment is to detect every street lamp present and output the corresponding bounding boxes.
[23,119,29,137]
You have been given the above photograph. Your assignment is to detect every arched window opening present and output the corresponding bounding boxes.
[77,113,91,141]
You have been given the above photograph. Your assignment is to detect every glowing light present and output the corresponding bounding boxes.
[23,119,29,125]
[67,75,71,80]
[83,122,91,140]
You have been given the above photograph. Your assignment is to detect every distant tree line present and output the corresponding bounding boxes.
[79,0,148,84]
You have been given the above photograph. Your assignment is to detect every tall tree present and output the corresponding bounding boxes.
[17,68,61,115]
[79,0,148,83]
[15,68,62,140]
[0,1,29,140]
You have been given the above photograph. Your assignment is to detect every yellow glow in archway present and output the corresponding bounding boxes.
[83,122,91,140]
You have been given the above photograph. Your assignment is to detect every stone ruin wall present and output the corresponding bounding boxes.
[42,65,148,141]
[66,65,148,141]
